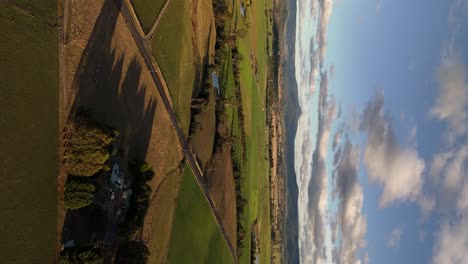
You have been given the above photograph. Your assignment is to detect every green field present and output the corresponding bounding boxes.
[151,0,195,134]
[0,2,58,263]
[167,165,233,264]
[131,0,166,33]
[227,0,272,263]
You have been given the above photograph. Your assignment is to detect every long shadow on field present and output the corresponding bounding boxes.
[61,0,157,246]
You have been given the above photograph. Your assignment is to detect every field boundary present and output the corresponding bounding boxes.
[118,0,237,262]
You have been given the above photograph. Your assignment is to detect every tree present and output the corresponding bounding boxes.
[115,241,149,264]
[65,112,116,176]
[59,246,103,264]
[64,177,96,209]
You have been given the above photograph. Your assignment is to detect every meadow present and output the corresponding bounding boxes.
[151,0,196,134]
[131,0,166,33]
[166,165,234,264]
[0,2,58,263]
[143,0,273,262]
[230,0,272,263]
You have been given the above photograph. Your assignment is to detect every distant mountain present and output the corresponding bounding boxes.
[283,0,300,263]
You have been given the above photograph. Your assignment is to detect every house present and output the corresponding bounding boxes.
[110,164,124,190]
[61,240,75,250]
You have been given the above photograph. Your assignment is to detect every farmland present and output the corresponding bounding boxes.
[150,0,196,134]
[166,165,234,264]
[228,0,273,263]
[131,0,166,33]
[0,2,58,263]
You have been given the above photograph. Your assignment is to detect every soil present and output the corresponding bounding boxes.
[57,0,184,257]
[205,142,237,253]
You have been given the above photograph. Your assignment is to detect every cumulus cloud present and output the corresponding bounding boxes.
[431,57,468,136]
[317,0,334,67]
[360,92,426,207]
[429,3,468,261]
[387,227,402,248]
[303,71,338,263]
[332,138,367,264]
[433,216,468,264]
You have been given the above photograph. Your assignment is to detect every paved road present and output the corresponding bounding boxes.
[116,0,237,262]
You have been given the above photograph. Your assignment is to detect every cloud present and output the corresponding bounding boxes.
[433,216,468,264]
[300,71,337,263]
[431,57,468,136]
[429,144,467,202]
[360,92,426,207]
[429,2,468,261]
[409,125,417,142]
[330,64,336,79]
[332,126,344,151]
[317,0,334,68]
[332,138,367,264]
[387,227,402,248]
[376,0,382,14]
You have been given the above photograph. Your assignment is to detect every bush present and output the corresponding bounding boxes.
[121,161,154,234]
[59,246,103,264]
[115,240,149,264]
[66,111,116,176]
[64,177,96,209]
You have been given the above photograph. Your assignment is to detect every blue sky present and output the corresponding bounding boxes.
[294,0,468,263]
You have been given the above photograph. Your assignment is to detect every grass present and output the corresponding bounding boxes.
[131,0,166,33]
[151,0,195,134]
[0,3,58,263]
[190,88,216,167]
[3,0,57,25]
[229,0,272,263]
[147,169,181,263]
[166,165,234,264]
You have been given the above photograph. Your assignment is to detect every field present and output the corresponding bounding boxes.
[166,165,234,264]
[0,2,58,263]
[227,0,272,263]
[190,88,216,168]
[146,169,182,264]
[131,0,166,33]
[151,0,196,134]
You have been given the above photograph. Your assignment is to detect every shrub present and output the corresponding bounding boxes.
[121,161,154,234]
[64,177,96,209]
[115,240,149,264]
[58,246,103,264]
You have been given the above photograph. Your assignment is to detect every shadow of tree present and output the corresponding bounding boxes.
[61,0,157,249]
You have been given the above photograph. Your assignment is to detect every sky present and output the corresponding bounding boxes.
[293,0,468,263]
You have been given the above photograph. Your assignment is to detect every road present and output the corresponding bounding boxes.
[116,0,237,262]
[146,0,173,40]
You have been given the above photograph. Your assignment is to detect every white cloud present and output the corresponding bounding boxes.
[431,56,467,136]
[409,126,417,142]
[317,0,334,68]
[299,71,337,264]
[458,183,468,211]
[433,216,468,264]
[429,2,468,261]
[387,227,402,248]
[360,93,426,207]
[333,138,367,264]
[376,0,382,14]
